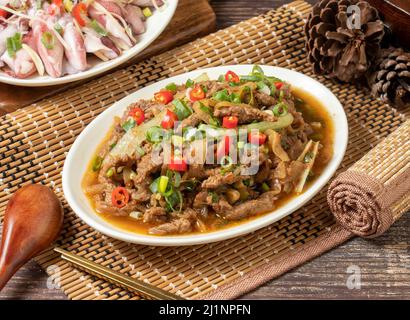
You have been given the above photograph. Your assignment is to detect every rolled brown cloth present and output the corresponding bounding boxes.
[328,119,410,238]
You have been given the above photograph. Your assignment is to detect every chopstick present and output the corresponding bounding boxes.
[54,247,184,300]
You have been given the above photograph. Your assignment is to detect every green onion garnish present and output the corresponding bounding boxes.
[213,89,230,102]
[158,176,169,194]
[173,99,192,120]
[146,126,169,143]
[272,103,288,117]
[122,118,136,131]
[89,19,108,36]
[41,31,55,50]
[165,82,177,93]
[6,33,22,58]
[92,156,103,172]
[136,145,145,156]
[220,155,233,168]
[106,168,114,177]
[261,182,270,192]
[185,79,194,88]
[54,23,63,35]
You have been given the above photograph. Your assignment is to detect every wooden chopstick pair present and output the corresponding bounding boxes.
[54,247,184,300]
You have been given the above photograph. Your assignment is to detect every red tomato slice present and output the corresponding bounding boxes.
[111,187,130,208]
[248,132,267,145]
[222,116,238,129]
[161,109,178,129]
[169,155,188,172]
[189,85,205,101]
[129,107,145,125]
[72,3,88,27]
[154,90,174,104]
[275,82,283,90]
[225,70,240,83]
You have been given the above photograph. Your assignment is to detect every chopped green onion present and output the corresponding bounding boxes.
[261,182,270,192]
[136,145,145,156]
[173,99,192,120]
[240,75,262,82]
[251,65,264,76]
[279,90,284,101]
[165,82,177,93]
[209,117,221,127]
[213,89,231,102]
[230,92,241,104]
[257,81,271,95]
[173,172,181,188]
[106,168,114,177]
[89,19,108,36]
[54,23,63,35]
[164,189,182,212]
[149,177,160,193]
[220,155,233,168]
[6,33,22,58]
[201,85,208,93]
[158,176,169,194]
[217,74,225,82]
[209,191,219,203]
[146,126,169,143]
[270,83,277,96]
[199,103,211,114]
[185,79,194,88]
[272,103,288,117]
[92,156,103,172]
[122,118,136,131]
[41,31,55,50]
[142,7,152,17]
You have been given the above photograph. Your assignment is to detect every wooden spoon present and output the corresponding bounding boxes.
[0,184,63,291]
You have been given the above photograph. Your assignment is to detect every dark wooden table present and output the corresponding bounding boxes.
[1,0,409,300]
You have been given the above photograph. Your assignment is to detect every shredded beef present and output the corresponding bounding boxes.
[214,104,276,123]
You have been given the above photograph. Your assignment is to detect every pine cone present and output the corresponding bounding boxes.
[305,0,385,82]
[368,47,410,108]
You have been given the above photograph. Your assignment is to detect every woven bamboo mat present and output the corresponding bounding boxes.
[0,0,408,300]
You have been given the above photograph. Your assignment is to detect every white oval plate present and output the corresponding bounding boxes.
[63,65,348,246]
[0,1,178,87]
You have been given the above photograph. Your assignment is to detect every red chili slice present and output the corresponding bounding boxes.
[161,109,178,129]
[0,8,9,18]
[189,85,205,101]
[222,116,238,129]
[275,82,284,89]
[154,90,174,104]
[111,187,130,208]
[248,132,267,145]
[129,107,145,125]
[72,3,88,27]
[169,155,188,172]
[225,70,240,83]
[216,135,233,159]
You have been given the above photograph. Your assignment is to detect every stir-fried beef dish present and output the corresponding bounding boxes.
[83,66,333,235]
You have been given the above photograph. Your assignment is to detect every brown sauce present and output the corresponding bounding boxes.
[82,87,334,235]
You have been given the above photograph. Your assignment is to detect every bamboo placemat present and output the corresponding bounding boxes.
[0,0,408,300]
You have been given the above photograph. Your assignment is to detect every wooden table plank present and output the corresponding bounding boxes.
[0,0,409,300]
